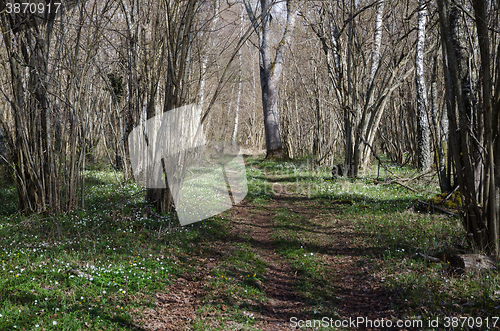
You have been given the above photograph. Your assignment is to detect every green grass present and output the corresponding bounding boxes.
[0,169,232,330]
[255,156,499,328]
[0,156,498,330]
[193,242,268,330]
[271,208,342,319]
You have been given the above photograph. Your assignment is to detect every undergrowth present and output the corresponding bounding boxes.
[254,156,499,329]
[0,156,498,330]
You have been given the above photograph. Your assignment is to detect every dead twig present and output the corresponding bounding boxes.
[440,185,459,204]
[417,252,441,262]
[417,199,457,217]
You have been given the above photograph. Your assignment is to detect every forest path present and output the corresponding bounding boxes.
[139,171,397,330]
[226,168,396,330]
[228,198,309,330]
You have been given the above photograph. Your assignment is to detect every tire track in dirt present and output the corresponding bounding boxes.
[236,170,398,330]
[230,199,310,330]
[280,196,401,330]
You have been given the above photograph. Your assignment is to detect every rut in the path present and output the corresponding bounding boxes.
[230,200,310,331]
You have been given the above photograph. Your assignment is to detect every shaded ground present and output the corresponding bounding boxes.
[228,200,310,330]
[0,161,491,330]
[136,172,406,331]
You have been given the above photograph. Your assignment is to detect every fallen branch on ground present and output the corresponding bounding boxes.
[417,199,457,217]
[417,252,441,262]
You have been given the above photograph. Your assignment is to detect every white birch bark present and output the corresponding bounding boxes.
[197,0,220,114]
[232,4,244,143]
[369,0,385,85]
[353,0,385,174]
[415,0,431,170]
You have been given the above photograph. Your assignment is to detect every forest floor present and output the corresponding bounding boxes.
[0,156,499,330]
[140,172,395,330]
[131,158,499,330]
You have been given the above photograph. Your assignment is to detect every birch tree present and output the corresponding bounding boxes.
[308,0,413,176]
[197,0,220,115]
[352,0,385,174]
[232,4,245,143]
[415,0,431,171]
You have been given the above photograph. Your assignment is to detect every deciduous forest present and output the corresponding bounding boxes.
[0,0,499,329]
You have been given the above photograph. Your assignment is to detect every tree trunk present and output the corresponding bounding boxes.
[197,0,220,115]
[244,0,297,158]
[0,2,64,212]
[145,0,198,214]
[471,0,499,255]
[353,0,385,175]
[232,4,244,143]
[437,0,499,253]
[415,0,431,171]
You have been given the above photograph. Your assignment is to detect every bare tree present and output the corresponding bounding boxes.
[415,0,431,171]
[307,0,414,176]
[232,3,245,143]
[438,0,500,254]
[197,0,220,115]
[145,0,199,214]
[0,0,109,212]
[244,0,297,158]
